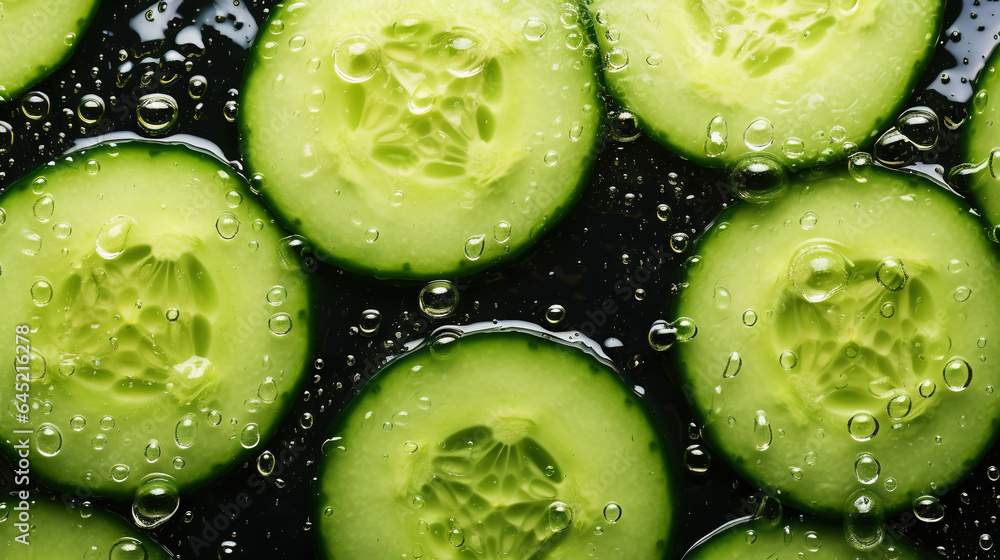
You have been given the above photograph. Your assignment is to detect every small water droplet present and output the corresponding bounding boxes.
[257,377,279,402]
[216,213,240,239]
[109,537,147,560]
[887,394,912,420]
[0,122,13,155]
[744,118,774,150]
[729,154,788,203]
[855,453,881,484]
[779,350,798,370]
[656,204,671,222]
[35,423,62,456]
[77,94,106,124]
[788,244,849,302]
[136,94,179,134]
[722,352,742,378]
[604,47,629,71]
[705,114,728,157]
[846,490,885,550]
[683,444,712,473]
[880,302,895,318]
[954,286,972,302]
[266,286,287,305]
[241,423,261,448]
[464,234,486,260]
[144,440,161,462]
[603,501,622,523]
[919,379,937,398]
[188,75,208,99]
[258,451,276,476]
[359,309,382,335]
[95,215,138,259]
[30,278,53,306]
[913,495,945,522]
[403,441,419,454]
[742,309,758,327]
[364,227,379,243]
[111,464,130,482]
[21,92,50,120]
[547,501,573,532]
[70,415,86,431]
[754,410,773,450]
[544,304,566,324]
[175,414,198,448]
[522,17,548,40]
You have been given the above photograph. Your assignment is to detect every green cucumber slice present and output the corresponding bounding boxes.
[0,0,102,103]
[587,0,943,168]
[316,330,674,559]
[240,0,602,280]
[962,46,1000,228]
[0,140,313,499]
[0,495,173,558]
[683,515,933,559]
[673,166,1000,515]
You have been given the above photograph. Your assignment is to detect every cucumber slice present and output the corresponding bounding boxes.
[962,47,1000,228]
[240,0,602,279]
[683,515,933,559]
[0,0,102,103]
[587,0,943,168]
[0,140,313,499]
[316,330,674,559]
[0,495,173,558]
[673,166,1000,515]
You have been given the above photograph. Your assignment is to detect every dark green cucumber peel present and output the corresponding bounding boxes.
[587,0,944,169]
[0,140,313,499]
[240,0,603,280]
[316,330,675,559]
[0,495,173,558]
[673,166,1000,516]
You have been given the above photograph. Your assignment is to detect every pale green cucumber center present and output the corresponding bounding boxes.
[772,241,946,425]
[682,0,877,100]
[406,421,573,559]
[37,223,219,405]
[324,13,522,189]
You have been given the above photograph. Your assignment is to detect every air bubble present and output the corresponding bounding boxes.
[419,280,459,318]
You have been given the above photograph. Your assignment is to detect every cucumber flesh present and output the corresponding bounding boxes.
[587,0,943,168]
[240,0,602,279]
[0,140,313,499]
[962,46,1000,228]
[683,514,933,559]
[0,495,173,558]
[316,330,675,559]
[0,0,102,102]
[673,166,1000,515]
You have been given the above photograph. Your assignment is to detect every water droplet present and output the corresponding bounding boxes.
[897,107,939,150]
[943,357,972,390]
[334,34,382,82]
[648,320,678,351]
[884,477,897,492]
[913,495,944,522]
[729,154,788,203]
[257,377,279,402]
[92,434,107,449]
[0,122,13,155]
[848,412,879,441]
[544,304,566,324]
[412,495,425,509]
[448,526,465,547]
[745,530,757,544]
[742,309,758,327]
[788,244,849,302]
[77,94,106,124]
[241,423,261,448]
[187,75,208,99]
[132,477,179,528]
[603,501,622,523]
[855,453,881,484]
[144,440,161,462]
[258,451,275,476]
[21,91,50,120]
[35,423,62,456]
[70,415,86,431]
[781,137,805,158]
[609,111,641,142]
[880,302,895,318]
[604,47,629,71]
[954,286,972,302]
[419,280,459,318]
[754,410,773,450]
[779,350,798,369]
[32,194,55,222]
[875,257,908,292]
[136,94,179,134]
[522,17,548,40]
[359,309,382,335]
[268,313,293,336]
[216,213,240,239]
[95,215,138,259]
[723,352,742,378]
[683,444,712,473]
[673,317,698,341]
[403,441,419,454]
[981,534,994,551]
[798,212,818,229]
[173,456,186,470]
[464,234,486,260]
[887,394,912,420]
[547,501,573,532]
[846,490,884,550]
[109,537,147,560]
[266,286,287,305]
[804,531,822,552]
[744,118,774,150]
[656,204,671,222]
[705,114,728,157]
[30,278,53,306]
[175,414,198,448]
[670,232,690,253]
[364,227,379,243]
[111,464,130,482]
